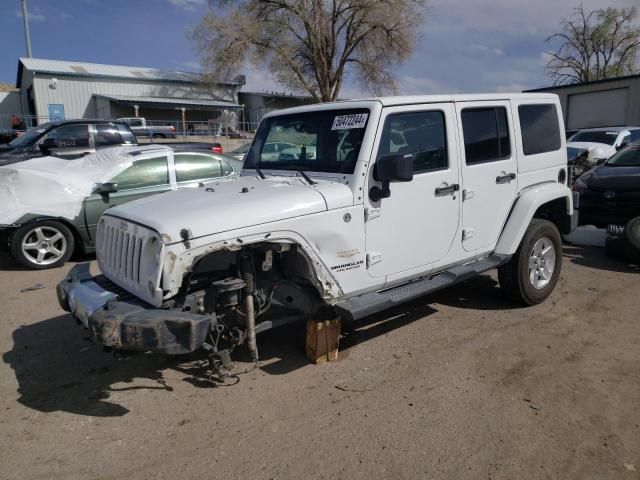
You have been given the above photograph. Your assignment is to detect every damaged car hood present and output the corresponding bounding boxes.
[105,176,353,243]
[566,141,615,163]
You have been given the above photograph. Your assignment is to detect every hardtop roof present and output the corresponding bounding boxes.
[262,93,560,118]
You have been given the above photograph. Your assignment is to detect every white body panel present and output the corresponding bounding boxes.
[96,93,574,308]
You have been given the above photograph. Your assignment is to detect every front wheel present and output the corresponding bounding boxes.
[498,219,562,305]
[11,220,75,269]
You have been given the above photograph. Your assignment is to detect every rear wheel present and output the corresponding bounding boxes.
[11,220,74,269]
[152,133,165,139]
[498,219,562,305]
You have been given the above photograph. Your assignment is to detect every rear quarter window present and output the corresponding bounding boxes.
[518,104,561,155]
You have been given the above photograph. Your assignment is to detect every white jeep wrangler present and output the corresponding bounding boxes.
[58,94,577,369]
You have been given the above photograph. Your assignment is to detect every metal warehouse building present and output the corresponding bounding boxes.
[15,57,245,129]
[525,74,640,130]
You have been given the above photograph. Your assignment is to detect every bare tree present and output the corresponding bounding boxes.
[191,0,428,102]
[545,6,640,85]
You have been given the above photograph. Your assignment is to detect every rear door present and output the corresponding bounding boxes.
[455,101,518,253]
[82,154,172,242]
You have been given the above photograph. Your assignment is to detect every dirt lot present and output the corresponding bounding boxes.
[1,245,639,480]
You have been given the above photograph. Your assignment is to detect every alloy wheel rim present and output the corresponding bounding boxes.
[528,237,556,290]
[21,226,67,266]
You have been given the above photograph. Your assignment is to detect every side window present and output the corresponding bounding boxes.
[378,111,448,174]
[220,161,234,176]
[116,124,137,144]
[174,153,222,182]
[461,107,511,164]
[629,130,640,143]
[45,124,90,148]
[94,124,123,147]
[518,104,561,155]
[127,119,143,127]
[110,155,169,190]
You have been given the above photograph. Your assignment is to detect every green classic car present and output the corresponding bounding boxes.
[0,144,242,269]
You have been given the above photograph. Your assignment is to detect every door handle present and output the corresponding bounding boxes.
[496,173,516,184]
[435,183,460,196]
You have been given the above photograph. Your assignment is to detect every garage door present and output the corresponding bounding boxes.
[567,88,629,129]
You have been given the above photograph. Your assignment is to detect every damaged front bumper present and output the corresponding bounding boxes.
[57,263,210,354]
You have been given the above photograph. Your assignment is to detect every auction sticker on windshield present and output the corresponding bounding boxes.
[332,113,368,130]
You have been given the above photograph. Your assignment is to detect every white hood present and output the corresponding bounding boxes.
[105,175,354,243]
[0,147,139,225]
[566,141,615,164]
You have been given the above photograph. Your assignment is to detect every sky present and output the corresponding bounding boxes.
[1,0,638,96]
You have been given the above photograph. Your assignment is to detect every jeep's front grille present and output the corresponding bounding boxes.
[96,215,164,308]
[102,224,143,284]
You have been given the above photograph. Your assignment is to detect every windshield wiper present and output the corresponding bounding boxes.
[297,169,316,185]
[255,165,266,179]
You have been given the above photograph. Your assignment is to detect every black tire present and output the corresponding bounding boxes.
[152,133,165,139]
[623,216,640,249]
[11,220,75,270]
[498,219,562,305]
[620,217,640,266]
[605,235,628,262]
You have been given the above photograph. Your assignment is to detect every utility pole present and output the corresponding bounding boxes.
[21,0,33,57]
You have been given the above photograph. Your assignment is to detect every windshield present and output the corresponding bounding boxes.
[244,109,370,174]
[606,142,640,167]
[569,130,619,146]
[232,142,251,154]
[8,123,52,147]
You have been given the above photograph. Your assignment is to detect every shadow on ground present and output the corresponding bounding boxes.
[10,247,618,417]
[0,252,94,272]
[564,244,640,274]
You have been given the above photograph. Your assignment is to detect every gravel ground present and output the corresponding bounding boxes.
[0,245,639,480]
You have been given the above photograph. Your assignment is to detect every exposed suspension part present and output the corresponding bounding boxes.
[240,253,259,363]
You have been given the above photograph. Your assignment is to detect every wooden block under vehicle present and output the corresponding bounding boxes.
[305,316,341,364]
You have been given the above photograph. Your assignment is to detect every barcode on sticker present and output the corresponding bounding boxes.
[332,113,368,130]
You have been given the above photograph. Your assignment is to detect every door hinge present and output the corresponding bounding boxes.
[366,252,383,268]
[462,228,474,241]
[365,208,381,222]
[463,189,475,201]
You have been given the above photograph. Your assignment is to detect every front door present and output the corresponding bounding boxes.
[365,104,461,279]
[82,154,172,243]
[455,101,518,252]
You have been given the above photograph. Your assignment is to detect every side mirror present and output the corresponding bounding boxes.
[370,154,414,202]
[93,182,118,194]
[39,137,58,154]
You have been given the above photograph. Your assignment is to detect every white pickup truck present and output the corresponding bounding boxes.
[117,117,177,139]
[59,93,577,372]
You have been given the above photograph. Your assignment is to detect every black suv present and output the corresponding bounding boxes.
[573,142,640,227]
[0,120,137,165]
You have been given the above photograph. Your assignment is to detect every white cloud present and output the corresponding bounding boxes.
[388,0,640,94]
[15,7,46,22]
[168,0,207,11]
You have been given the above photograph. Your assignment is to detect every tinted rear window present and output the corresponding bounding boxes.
[461,107,511,164]
[519,104,561,155]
